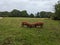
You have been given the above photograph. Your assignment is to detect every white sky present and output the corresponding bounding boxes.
[0,0,58,14]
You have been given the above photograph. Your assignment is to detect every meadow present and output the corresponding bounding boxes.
[0,17,60,45]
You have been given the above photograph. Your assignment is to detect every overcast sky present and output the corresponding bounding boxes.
[0,0,58,14]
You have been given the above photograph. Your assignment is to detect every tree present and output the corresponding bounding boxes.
[35,12,40,18]
[10,9,21,17]
[40,11,47,18]
[40,11,53,18]
[0,11,10,17]
[0,9,29,17]
[20,10,29,17]
[29,13,34,18]
[54,0,60,20]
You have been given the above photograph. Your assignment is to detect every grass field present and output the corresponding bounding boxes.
[0,17,60,45]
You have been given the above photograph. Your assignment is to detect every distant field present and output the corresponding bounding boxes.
[0,17,60,45]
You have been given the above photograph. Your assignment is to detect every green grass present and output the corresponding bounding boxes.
[0,17,60,45]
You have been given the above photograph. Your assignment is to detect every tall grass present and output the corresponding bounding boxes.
[0,17,60,45]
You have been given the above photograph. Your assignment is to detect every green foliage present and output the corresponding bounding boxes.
[29,13,34,18]
[40,11,46,18]
[54,0,60,20]
[35,11,53,18]
[20,10,29,17]
[35,12,40,18]
[0,9,29,17]
[0,11,10,17]
[10,9,21,17]
[0,9,53,18]
[40,11,52,18]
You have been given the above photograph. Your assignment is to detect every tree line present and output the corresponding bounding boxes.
[0,9,53,18]
[0,0,60,20]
